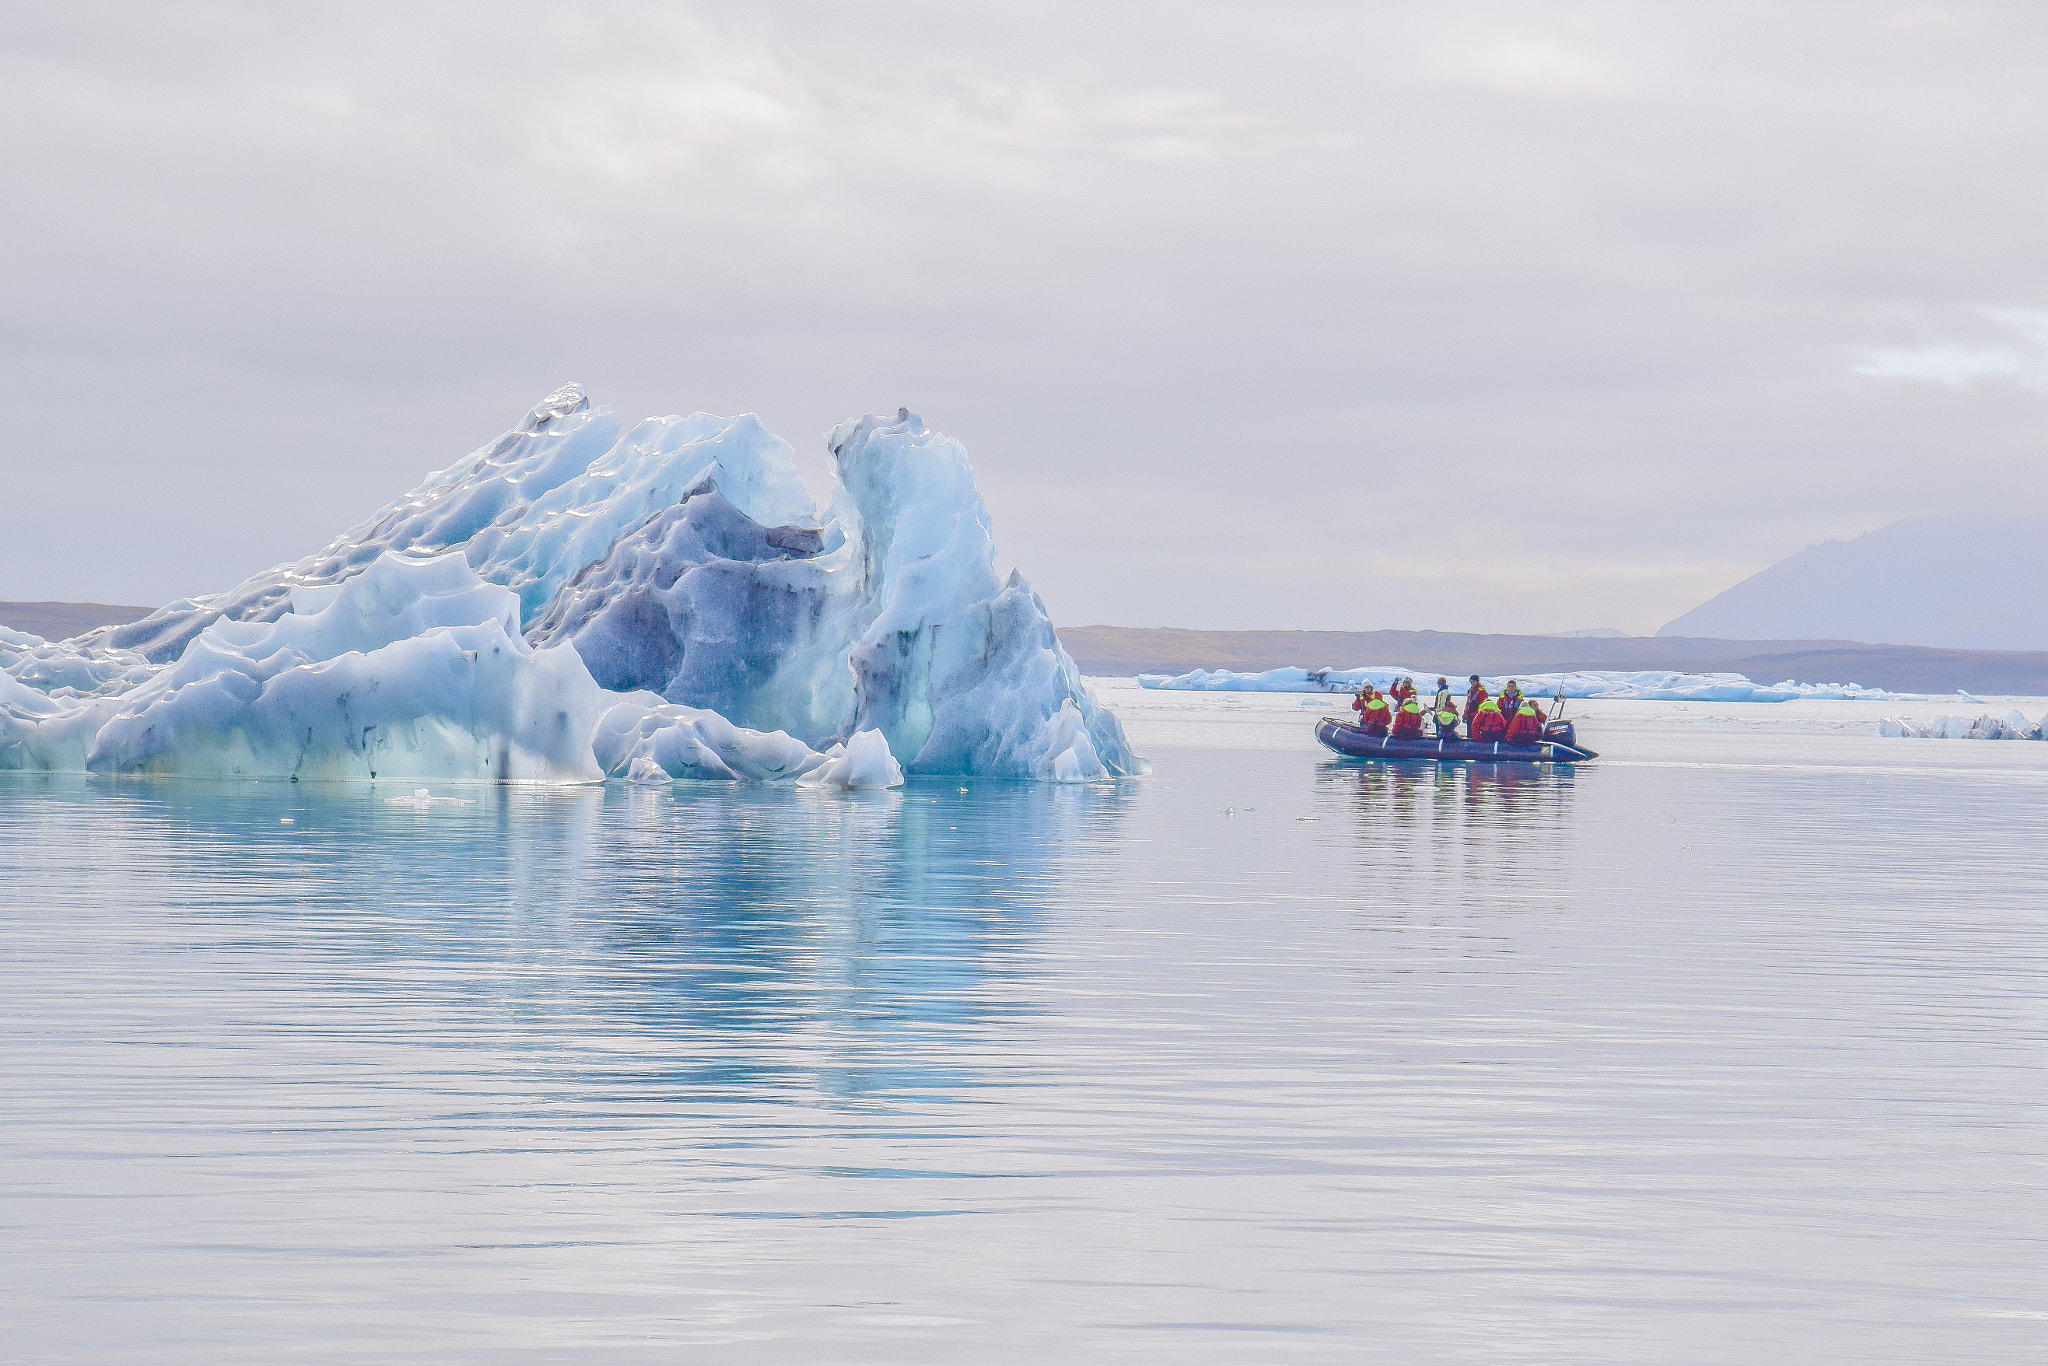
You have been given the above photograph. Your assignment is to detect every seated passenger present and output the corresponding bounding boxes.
[1505,699,1544,746]
[1434,705,1460,740]
[1471,696,1507,742]
[1391,696,1425,738]
[1360,688,1393,736]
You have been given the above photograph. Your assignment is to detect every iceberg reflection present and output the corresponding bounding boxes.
[3,773,1132,1104]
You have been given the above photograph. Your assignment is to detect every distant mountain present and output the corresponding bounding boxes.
[1659,514,2048,650]
[0,600,154,641]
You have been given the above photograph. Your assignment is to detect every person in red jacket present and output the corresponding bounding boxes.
[1390,676,1416,707]
[1504,698,1544,746]
[1470,695,1507,742]
[1355,686,1393,736]
[1463,675,1488,727]
[1391,695,1425,738]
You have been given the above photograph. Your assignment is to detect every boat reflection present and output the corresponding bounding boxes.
[1313,758,1582,907]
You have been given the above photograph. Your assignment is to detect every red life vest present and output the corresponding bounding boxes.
[1362,697,1392,729]
[1391,699,1424,737]
[1464,685,1488,722]
[1471,699,1506,740]
[1505,704,1543,745]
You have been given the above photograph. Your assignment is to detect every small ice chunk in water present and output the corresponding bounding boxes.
[387,787,471,808]
[626,755,671,785]
[801,729,905,790]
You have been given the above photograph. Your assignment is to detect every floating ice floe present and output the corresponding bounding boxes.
[388,788,473,809]
[1877,711,2044,740]
[799,729,906,790]
[1139,665,1901,703]
[593,696,830,783]
[1,387,1143,785]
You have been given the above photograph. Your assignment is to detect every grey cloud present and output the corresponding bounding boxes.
[5,2,2047,634]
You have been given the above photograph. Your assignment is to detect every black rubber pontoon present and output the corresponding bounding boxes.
[1315,717,1598,764]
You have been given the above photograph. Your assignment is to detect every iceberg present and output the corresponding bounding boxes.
[12,550,609,781]
[1138,665,1901,703]
[525,406,1140,780]
[78,384,818,664]
[1878,711,2043,740]
[2,387,1141,786]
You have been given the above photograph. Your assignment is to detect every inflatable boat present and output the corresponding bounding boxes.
[1315,716,1598,764]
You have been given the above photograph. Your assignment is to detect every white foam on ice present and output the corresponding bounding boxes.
[1139,664,1902,703]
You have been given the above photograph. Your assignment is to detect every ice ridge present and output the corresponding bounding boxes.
[1878,711,2046,740]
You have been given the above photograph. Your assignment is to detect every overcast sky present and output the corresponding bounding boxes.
[5,2,2046,634]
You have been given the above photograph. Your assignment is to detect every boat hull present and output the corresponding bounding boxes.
[1315,718,1597,764]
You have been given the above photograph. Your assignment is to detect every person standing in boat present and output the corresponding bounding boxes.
[1392,693,1426,738]
[1463,675,1488,728]
[1471,694,1507,742]
[1429,676,1457,739]
[1499,679,1524,717]
[1389,676,1415,707]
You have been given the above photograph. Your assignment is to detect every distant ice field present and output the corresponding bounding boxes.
[1098,676,2048,770]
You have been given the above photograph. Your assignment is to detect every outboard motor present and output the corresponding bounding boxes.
[1542,691,1577,749]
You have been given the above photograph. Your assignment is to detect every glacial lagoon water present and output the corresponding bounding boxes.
[4,685,2046,1363]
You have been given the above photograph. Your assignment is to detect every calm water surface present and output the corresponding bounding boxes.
[4,692,2045,1362]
